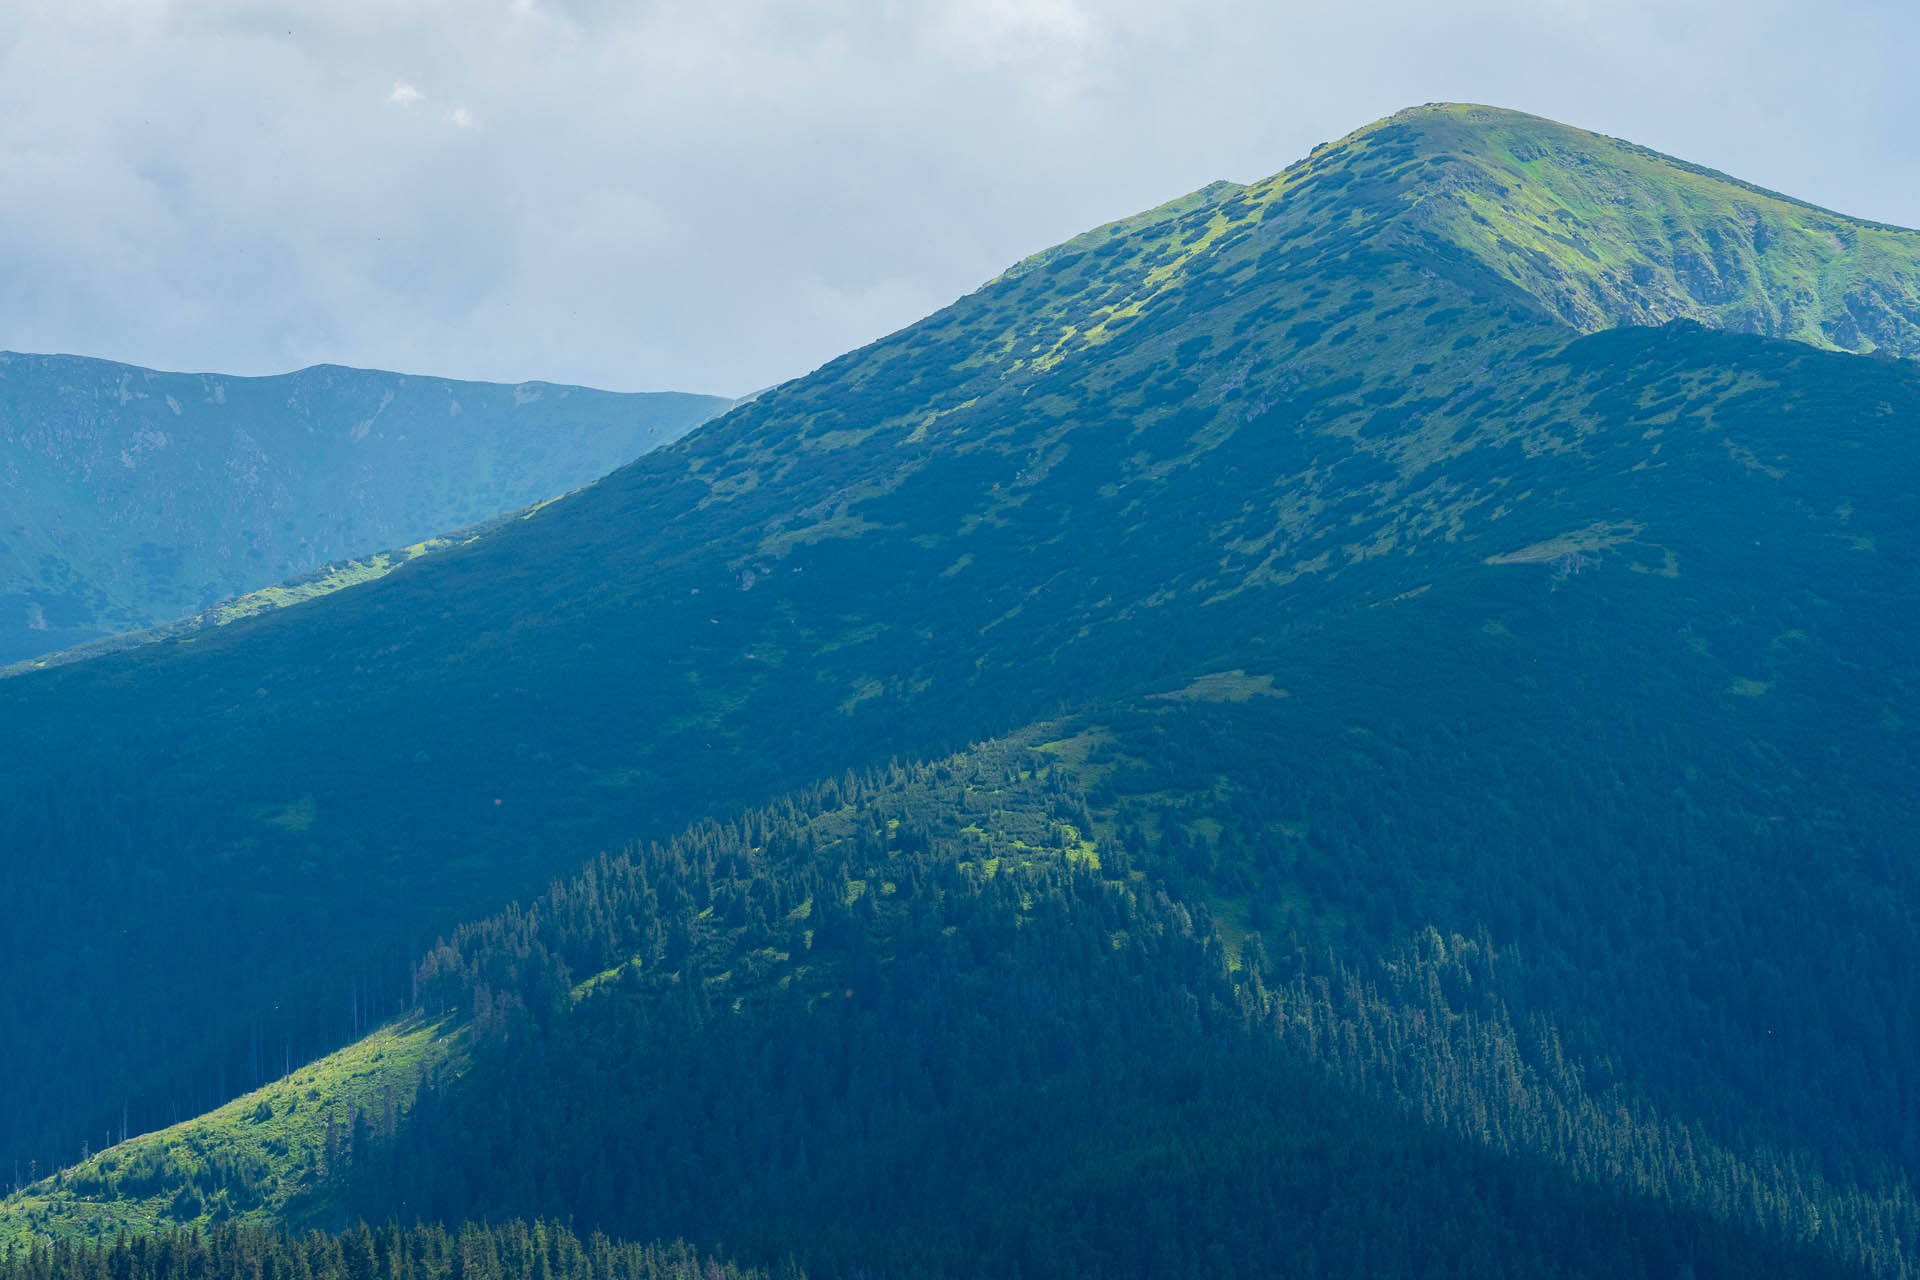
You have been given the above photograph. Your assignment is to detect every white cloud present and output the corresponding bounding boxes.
[930,0,1099,66]
[0,0,1912,398]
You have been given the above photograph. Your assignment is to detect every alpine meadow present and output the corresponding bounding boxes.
[4,102,1920,1279]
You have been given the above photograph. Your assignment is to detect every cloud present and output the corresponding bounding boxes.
[931,0,1099,67]
[0,1,1913,399]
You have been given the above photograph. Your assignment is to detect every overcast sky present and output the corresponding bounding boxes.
[0,1,1914,397]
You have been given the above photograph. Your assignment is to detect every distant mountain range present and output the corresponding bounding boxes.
[0,353,731,664]
[5,104,1919,1277]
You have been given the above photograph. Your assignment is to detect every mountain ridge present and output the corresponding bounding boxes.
[0,351,731,663]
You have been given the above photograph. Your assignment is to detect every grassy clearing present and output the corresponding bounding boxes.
[213,537,463,625]
[1485,521,1645,565]
[0,1014,464,1246]
[1149,670,1289,703]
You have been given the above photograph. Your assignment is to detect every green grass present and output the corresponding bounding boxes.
[211,537,466,625]
[1350,104,1920,355]
[1147,670,1288,703]
[0,1013,464,1246]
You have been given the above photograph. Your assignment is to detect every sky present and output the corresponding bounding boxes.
[0,1,1914,397]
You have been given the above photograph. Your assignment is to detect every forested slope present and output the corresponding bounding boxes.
[0,1223,782,1280]
[10,703,1906,1274]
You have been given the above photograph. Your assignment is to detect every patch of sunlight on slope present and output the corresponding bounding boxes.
[211,536,466,625]
[0,1013,465,1246]
[1484,521,1644,564]
[1149,670,1290,703]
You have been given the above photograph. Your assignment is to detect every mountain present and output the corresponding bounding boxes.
[0,353,731,664]
[1302,104,1920,350]
[4,104,1920,1275]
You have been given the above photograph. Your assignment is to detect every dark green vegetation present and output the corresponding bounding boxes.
[334,731,1899,1277]
[0,1221,782,1280]
[5,724,1897,1274]
[0,353,729,664]
[5,104,1920,1275]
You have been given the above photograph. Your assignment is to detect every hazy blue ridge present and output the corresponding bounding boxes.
[0,351,731,663]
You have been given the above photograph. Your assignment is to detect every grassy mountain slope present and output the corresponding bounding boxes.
[0,353,730,663]
[3,105,1920,1274]
[0,1016,463,1246]
[1322,104,1920,352]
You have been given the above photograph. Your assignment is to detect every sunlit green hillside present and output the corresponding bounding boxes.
[0,1016,462,1246]
[1316,104,1920,350]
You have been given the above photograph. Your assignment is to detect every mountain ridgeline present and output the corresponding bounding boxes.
[0,353,731,664]
[4,105,1920,1276]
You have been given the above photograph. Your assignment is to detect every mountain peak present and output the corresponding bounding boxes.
[960,101,1920,453]
[1274,103,1920,353]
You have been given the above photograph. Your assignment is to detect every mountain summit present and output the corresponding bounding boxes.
[1260,103,1920,350]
